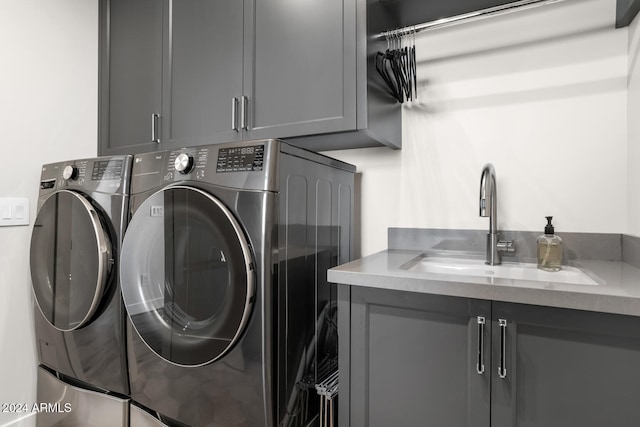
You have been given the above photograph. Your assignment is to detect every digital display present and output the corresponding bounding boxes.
[92,160,124,180]
[40,180,55,190]
[217,145,264,173]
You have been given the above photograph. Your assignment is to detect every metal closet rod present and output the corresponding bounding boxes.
[380,0,568,38]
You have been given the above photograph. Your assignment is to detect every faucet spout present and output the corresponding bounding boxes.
[479,163,514,265]
[479,163,497,234]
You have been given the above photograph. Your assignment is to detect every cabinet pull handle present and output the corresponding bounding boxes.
[476,316,485,375]
[240,95,249,130]
[151,113,160,144]
[231,98,239,131]
[499,318,507,379]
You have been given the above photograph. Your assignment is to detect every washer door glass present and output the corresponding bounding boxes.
[120,186,255,367]
[30,190,112,331]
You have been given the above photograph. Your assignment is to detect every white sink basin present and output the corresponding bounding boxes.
[400,255,599,286]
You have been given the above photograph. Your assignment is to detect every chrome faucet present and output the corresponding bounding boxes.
[479,163,514,265]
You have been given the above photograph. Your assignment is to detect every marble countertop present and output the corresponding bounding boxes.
[328,249,640,317]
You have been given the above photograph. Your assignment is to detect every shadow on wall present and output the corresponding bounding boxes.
[409,75,626,112]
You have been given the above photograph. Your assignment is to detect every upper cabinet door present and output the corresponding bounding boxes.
[244,0,357,140]
[99,0,400,155]
[99,0,163,155]
[162,0,244,150]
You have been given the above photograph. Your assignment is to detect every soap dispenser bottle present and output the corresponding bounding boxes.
[537,216,563,272]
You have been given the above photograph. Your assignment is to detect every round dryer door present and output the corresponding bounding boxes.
[30,190,113,331]
[120,186,255,367]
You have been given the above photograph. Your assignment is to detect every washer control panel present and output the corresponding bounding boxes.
[91,159,124,181]
[38,156,130,194]
[57,160,89,188]
[62,165,78,181]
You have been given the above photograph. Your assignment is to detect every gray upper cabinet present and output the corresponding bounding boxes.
[99,0,163,155]
[162,0,244,149]
[381,0,640,29]
[100,0,243,154]
[244,0,356,141]
[379,0,515,27]
[99,0,401,155]
[617,0,640,27]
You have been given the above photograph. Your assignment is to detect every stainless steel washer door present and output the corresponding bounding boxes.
[30,190,113,332]
[120,186,255,367]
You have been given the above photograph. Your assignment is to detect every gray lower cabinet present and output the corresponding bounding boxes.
[492,302,640,427]
[339,285,640,427]
[99,0,400,155]
[339,286,491,427]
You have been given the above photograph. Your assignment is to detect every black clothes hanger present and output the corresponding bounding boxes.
[376,28,417,104]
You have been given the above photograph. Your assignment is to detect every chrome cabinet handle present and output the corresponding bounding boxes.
[231,98,239,131]
[151,113,160,144]
[499,319,507,379]
[477,316,485,374]
[240,95,249,130]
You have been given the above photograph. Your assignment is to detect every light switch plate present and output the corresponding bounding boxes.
[0,198,30,226]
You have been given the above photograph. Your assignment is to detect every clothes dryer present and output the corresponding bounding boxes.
[30,156,132,426]
[120,139,355,427]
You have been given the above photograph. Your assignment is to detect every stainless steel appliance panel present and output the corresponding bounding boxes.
[36,366,129,427]
[121,140,355,426]
[31,156,132,396]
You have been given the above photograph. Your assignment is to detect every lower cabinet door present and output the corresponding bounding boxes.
[340,286,491,427]
[492,302,640,427]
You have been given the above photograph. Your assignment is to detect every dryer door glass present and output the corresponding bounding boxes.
[120,186,255,366]
[30,190,112,331]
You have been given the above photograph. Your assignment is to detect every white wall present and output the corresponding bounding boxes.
[0,1,98,426]
[0,0,636,424]
[628,6,640,236]
[325,0,630,256]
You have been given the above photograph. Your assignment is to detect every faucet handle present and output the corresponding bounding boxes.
[497,240,515,254]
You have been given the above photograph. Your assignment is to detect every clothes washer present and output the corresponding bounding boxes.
[120,139,355,427]
[30,156,132,426]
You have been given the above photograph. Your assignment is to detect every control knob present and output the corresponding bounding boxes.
[175,153,194,174]
[62,165,78,180]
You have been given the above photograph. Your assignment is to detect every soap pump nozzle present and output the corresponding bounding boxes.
[544,216,555,235]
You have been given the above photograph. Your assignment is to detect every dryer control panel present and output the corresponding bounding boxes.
[166,147,210,180]
[216,144,265,173]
